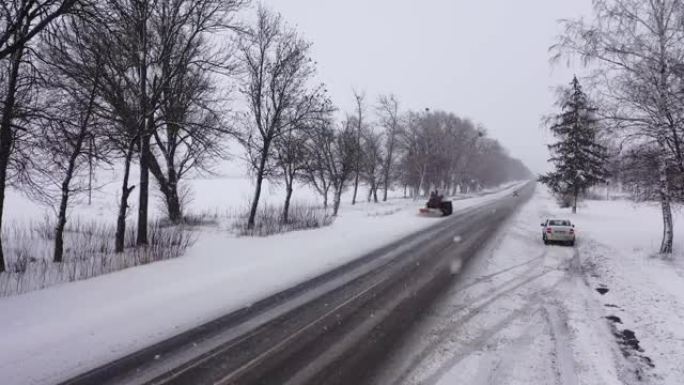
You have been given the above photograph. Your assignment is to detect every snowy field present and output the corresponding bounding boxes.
[0,176,522,385]
[1,163,416,296]
[0,166,511,296]
[369,186,684,385]
[1,167,321,225]
[0,171,325,296]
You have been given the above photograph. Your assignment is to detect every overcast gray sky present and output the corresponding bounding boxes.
[261,0,593,173]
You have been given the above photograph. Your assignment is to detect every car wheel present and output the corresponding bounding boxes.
[569,240,575,247]
[543,235,548,245]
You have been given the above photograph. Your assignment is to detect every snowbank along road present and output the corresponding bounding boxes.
[60,183,534,385]
[363,187,666,385]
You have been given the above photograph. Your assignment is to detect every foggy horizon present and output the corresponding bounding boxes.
[263,0,594,174]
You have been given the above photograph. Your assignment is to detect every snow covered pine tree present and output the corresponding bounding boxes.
[540,76,608,213]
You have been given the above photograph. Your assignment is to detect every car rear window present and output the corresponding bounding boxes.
[549,220,571,226]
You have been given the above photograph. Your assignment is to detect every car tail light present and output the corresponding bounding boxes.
[546,228,552,234]
[570,228,575,234]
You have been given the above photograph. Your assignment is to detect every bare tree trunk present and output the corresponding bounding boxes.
[137,133,150,245]
[0,160,8,272]
[657,152,673,254]
[165,177,182,223]
[382,151,393,202]
[351,169,359,205]
[54,140,84,263]
[0,45,23,272]
[116,141,136,253]
[382,144,394,201]
[282,183,293,223]
[248,171,265,229]
[88,137,93,205]
[136,2,150,246]
[378,94,397,202]
[147,152,182,223]
[308,169,330,210]
[351,94,363,205]
[248,144,270,229]
[382,177,390,201]
[373,186,378,203]
[333,184,343,216]
[572,184,578,214]
[415,165,427,200]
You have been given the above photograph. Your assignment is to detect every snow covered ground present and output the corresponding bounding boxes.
[369,186,684,385]
[1,167,438,296]
[0,181,522,385]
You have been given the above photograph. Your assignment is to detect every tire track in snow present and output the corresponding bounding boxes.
[420,275,570,385]
[543,303,580,385]
[390,263,561,385]
[482,310,551,385]
[421,303,543,385]
[391,245,576,384]
[455,254,546,293]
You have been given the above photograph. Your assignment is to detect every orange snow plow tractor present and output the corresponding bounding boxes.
[419,191,453,217]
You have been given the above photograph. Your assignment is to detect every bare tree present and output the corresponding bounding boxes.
[0,43,24,273]
[30,10,114,262]
[554,0,684,253]
[272,97,333,222]
[452,123,485,193]
[302,117,335,209]
[394,109,520,198]
[0,0,59,271]
[38,6,139,253]
[400,110,442,197]
[95,0,244,244]
[273,127,309,223]
[132,0,153,246]
[39,9,127,252]
[360,127,383,203]
[302,117,357,216]
[618,145,673,201]
[28,75,102,263]
[45,0,245,250]
[145,0,243,224]
[238,6,325,229]
[376,94,401,201]
[350,90,366,205]
[0,0,79,61]
[331,120,358,215]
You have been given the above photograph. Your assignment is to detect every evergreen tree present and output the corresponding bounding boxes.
[540,76,608,213]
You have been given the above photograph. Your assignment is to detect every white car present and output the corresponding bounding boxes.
[541,219,575,246]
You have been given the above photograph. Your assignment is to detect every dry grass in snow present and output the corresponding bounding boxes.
[0,219,194,297]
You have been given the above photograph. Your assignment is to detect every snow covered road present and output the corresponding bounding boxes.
[365,187,662,385]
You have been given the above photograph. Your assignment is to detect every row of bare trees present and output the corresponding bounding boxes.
[243,88,532,225]
[554,0,684,254]
[234,8,531,230]
[1,0,86,272]
[0,0,246,272]
[0,1,530,273]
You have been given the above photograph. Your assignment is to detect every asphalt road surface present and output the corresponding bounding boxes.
[62,183,534,385]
